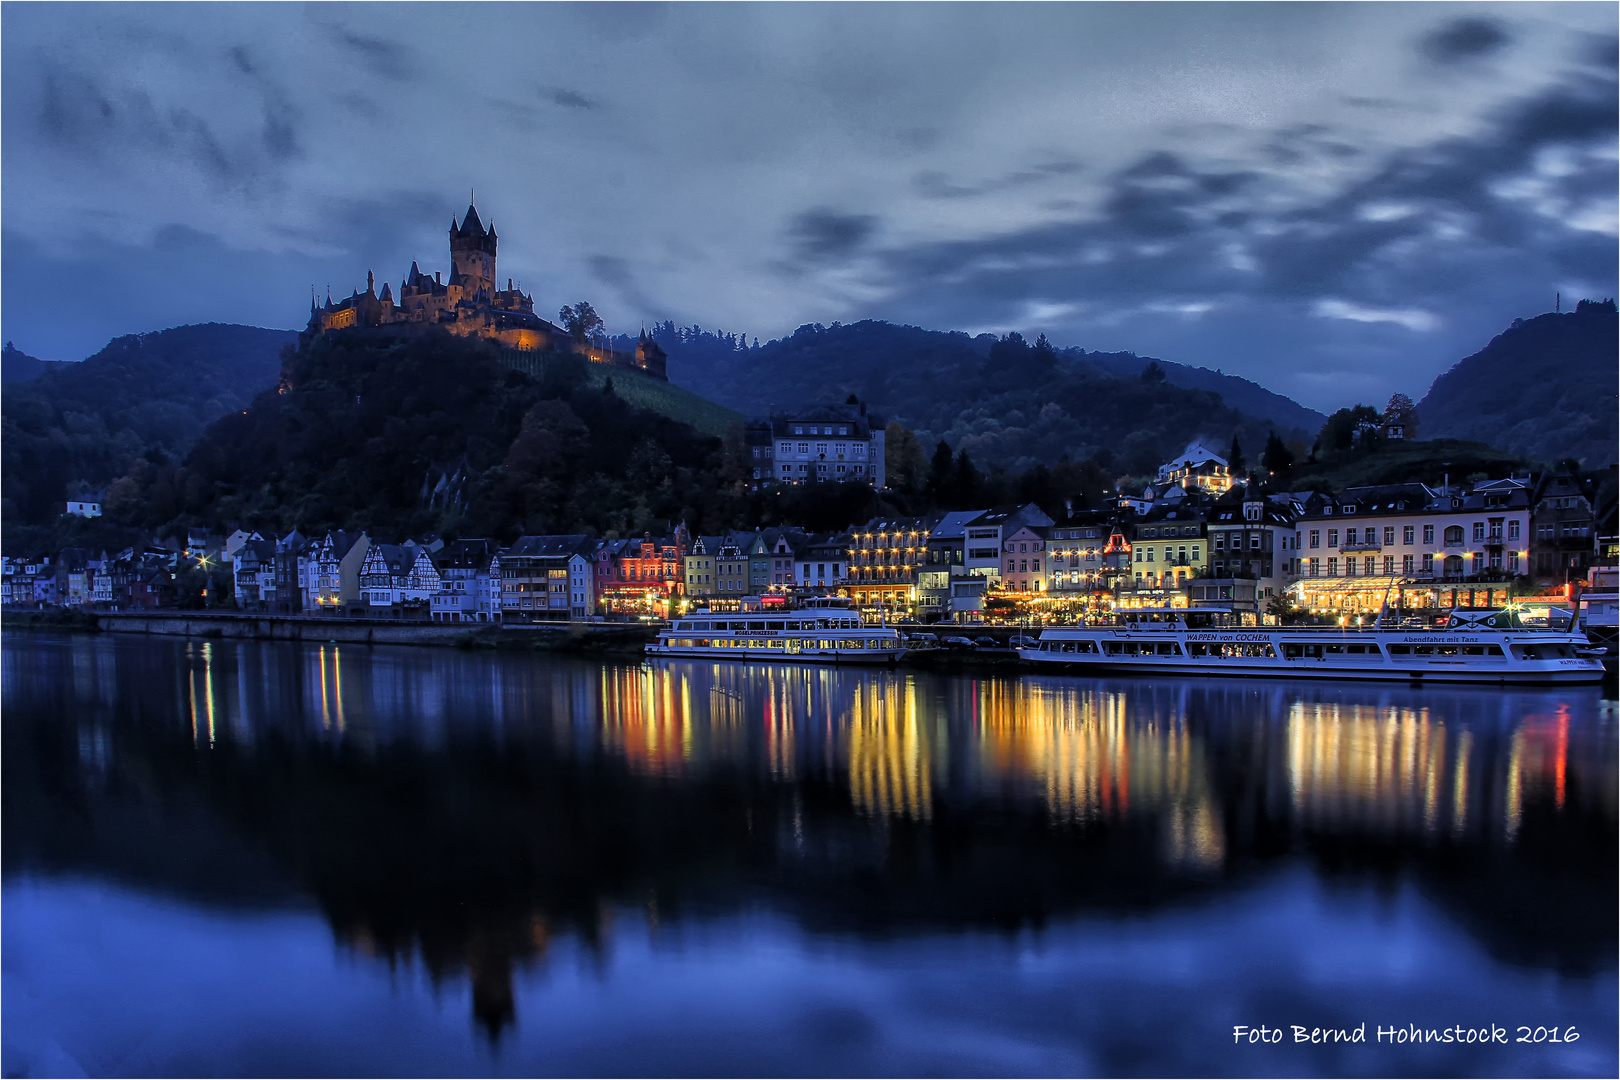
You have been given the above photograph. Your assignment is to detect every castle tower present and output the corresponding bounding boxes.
[449,203,497,304]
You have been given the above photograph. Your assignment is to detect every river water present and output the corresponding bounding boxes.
[2,632,1614,1077]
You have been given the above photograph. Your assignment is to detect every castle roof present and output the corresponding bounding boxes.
[455,203,486,238]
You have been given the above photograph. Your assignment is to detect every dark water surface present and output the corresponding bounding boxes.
[2,632,1614,1078]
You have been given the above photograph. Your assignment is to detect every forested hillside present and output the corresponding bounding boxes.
[1418,302,1617,468]
[1,342,66,384]
[103,332,738,542]
[1,323,294,524]
[646,320,1311,476]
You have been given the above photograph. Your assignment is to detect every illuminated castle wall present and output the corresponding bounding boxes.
[303,201,667,379]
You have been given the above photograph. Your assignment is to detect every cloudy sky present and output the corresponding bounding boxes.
[3,2,1614,411]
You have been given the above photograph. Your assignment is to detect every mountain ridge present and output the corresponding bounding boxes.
[1417,303,1617,468]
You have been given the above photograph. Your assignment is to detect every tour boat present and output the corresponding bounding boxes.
[1017,608,1606,684]
[646,596,904,664]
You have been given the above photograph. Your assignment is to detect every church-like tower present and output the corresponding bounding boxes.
[449,203,497,304]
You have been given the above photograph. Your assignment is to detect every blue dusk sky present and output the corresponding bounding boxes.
[1,2,1614,411]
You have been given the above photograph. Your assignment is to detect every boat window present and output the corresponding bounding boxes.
[1156,642,1181,656]
[1324,644,1346,654]
[1284,643,1322,658]
[1412,645,1435,656]
[1436,645,1460,656]
[1388,644,1410,655]
[767,621,784,631]
[747,621,766,631]
[1461,645,1501,656]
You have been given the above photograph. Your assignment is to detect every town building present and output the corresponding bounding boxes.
[431,539,501,622]
[501,535,598,621]
[962,504,1055,588]
[683,536,725,601]
[1157,441,1235,494]
[1043,512,1118,602]
[795,534,851,596]
[307,531,371,612]
[846,517,929,613]
[272,531,308,614]
[1187,487,1297,615]
[1000,524,1050,594]
[1291,479,1531,615]
[65,497,102,518]
[709,535,752,605]
[1121,499,1211,610]
[916,510,989,619]
[762,404,887,487]
[1530,469,1606,586]
[302,201,668,379]
[594,533,685,616]
[359,543,442,612]
[232,538,279,610]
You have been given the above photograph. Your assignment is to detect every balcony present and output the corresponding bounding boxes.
[1339,542,1381,552]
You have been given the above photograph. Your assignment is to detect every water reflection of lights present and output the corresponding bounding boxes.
[1289,703,1457,835]
[1286,699,1589,842]
[974,682,1223,866]
[848,681,931,820]
[186,641,217,748]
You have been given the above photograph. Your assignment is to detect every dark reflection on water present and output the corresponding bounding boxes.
[3,633,1615,1078]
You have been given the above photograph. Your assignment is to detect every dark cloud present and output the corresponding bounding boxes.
[545,88,595,110]
[787,208,878,262]
[334,30,414,81]
[914,161,1082,200]
[572,2,670,44]
[228,46,254,75]
[587,254,660,318]
[1420,18,1511,65]
[850,69,1614,408]
[262,101,299,160]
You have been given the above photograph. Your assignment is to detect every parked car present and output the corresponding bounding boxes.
[974,636,1000,648]
[1007,635,1038,648]
[903,632,939,647]
[941,636,975,649]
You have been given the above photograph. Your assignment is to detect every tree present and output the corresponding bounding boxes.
[1383,392,1419,438]
[1227,436,1246,477]
[1260,431,1294,478]
[953,450,982,506]
[927,440,955,502]
[1141,360,1166,384]
[884,421,927,493]
[558,301,604,342]
[1317,404,1383,454]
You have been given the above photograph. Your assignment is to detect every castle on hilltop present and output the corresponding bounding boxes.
[302,201,667,379]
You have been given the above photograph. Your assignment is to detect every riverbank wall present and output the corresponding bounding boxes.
[2,610,658,653]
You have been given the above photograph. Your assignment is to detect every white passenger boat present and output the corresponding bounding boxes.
[646,596,904,664]
[1018,609,1606,684]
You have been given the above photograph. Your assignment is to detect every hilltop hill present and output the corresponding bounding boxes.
[1418,302,1617,468]
[499,350,740,438]
[1,341,68,384]
[104,331,752,542]
[1079,349,1324,435]
[1,323,295,525]
[653,320,1314,476]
